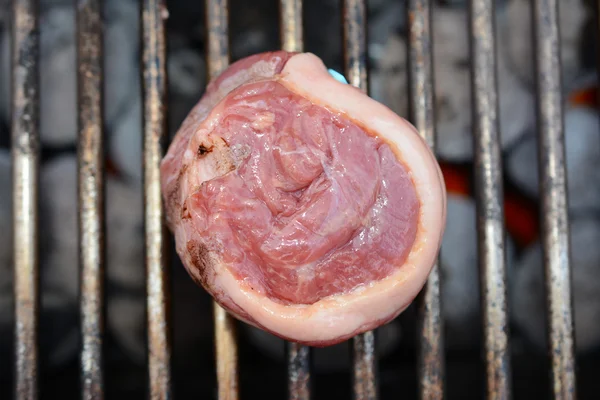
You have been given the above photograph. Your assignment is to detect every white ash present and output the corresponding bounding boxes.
[104,0,142,181]
[113,31,209,181]
[37,155,146,367]
[166,35,206,134]
[506,104,600,213]
[366,0,405,50]
[0,152,148,368]
[105,168,146,363]
[38,4,77,147]
[98,0,144,182]
[510,216,600,354]
[110,257,216,368]
[498,0,589,92]
[0,0,141,154]
[370,6,535,162]
[232,29,273,61]
[168,38,206,100]
[37,156,81,366]
[108,88,142,183]
[440,194,517,350]
[103,0,140,127]
[37,155,147,364]
[0,153,80,373]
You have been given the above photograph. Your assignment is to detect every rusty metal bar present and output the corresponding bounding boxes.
[11,1,40,399]
[212,303,238,400]
[279,1,312,399]
[205,1,238,399]
[76,0,105,398]
[531,0,577,398]
[142,1,172,399]
[468,1,512,399]
[342,1,378,400]
[285,343,311,400]
[350,333,378,400]
[343,0,368,90]
[206,0,230,79]
[406,1,445,399]
[280,0,303,53]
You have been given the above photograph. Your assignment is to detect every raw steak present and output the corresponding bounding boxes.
[160,51,447,346]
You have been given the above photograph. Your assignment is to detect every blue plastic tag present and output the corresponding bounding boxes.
[328,69,349,84]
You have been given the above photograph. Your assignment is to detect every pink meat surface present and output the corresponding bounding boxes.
[161,51,446,346]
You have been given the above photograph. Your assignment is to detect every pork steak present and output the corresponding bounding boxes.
[160,51,447,346]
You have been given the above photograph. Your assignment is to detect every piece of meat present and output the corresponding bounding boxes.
[160,51,447,346]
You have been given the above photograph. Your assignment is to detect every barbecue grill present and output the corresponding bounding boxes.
[4,0,592,399]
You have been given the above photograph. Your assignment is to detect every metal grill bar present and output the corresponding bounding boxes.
[279,1,312,400]
[342,1,378,400]
[280,0,303,53]
[406,1,445,399]
[11,1,40,399]
[468,1,512,399]
[531,0,577,398]
[205,1,239,399]
[286,343,311,400]
[76,0,105,398]
[141,1,172,399]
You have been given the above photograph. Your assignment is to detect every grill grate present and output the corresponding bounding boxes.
[406,1,444,399]
[469,0,512,398]
[12,1,40,399]
[141,0,172,399]
[342,2,380,400]
[531,0,577,397]
[76,0,105,398]
[9,0,579,399]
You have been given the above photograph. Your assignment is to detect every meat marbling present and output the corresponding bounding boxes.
[160,51,447,346]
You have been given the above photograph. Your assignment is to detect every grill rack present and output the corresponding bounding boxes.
[9,0,579,399]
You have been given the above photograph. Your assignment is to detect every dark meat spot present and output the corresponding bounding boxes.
[165,164,188,225]
[186,240,212,288]
[181,200,191,220]
[165,165,188,229]
[197,144,214,156]
[214,156,236,175]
